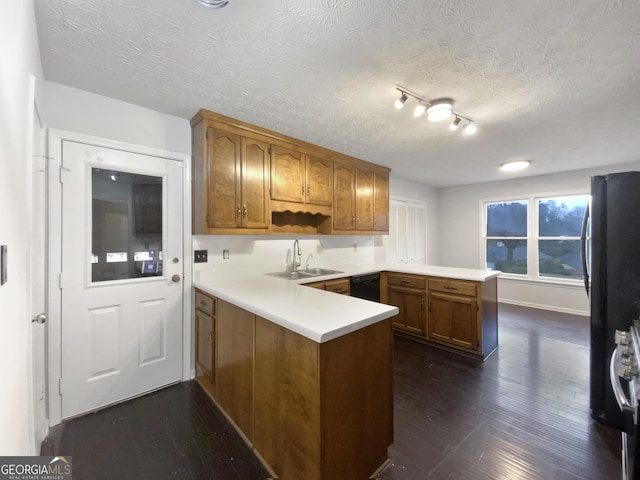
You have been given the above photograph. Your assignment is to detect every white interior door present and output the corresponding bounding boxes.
[60,140,183,419]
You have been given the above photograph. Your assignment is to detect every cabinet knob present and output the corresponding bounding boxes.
[242,206,247,217]
[237,207,241,218]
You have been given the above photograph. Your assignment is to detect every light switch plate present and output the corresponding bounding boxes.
[1,245,7,285]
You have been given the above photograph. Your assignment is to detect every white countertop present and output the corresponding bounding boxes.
[194,263,499,343]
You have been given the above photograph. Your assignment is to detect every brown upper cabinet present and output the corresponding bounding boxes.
[373,171,390,231]
[192,122,270,234]
[334,162,390,233]
[270,145,333,207]
[191,109,390,235]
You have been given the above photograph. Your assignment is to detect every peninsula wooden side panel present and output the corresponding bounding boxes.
[215,299,255,441]
[253,316,393,480]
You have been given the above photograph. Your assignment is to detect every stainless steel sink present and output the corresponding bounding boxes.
[265,268,344,280]
[301,268,344,276]
[265,270,316,280]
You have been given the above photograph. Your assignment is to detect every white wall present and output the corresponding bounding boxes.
[389,176,439,264]
[0,1,44,455]
[193,235,384,274]
[43,82,191,154]
[437,161,640,315]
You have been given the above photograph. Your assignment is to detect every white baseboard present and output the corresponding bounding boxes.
[498,298,589,317]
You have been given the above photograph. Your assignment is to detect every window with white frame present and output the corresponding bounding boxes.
[485,200,528,275]
[482,194,589,281]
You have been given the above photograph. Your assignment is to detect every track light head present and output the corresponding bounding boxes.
[426,99,453,122]
[463,121,477,135]
[449,116,462,131]
[394,93,408,110]
[413,102,427,117]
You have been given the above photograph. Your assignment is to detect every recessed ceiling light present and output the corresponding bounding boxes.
[197,0,229,8]
[500,160,531,171]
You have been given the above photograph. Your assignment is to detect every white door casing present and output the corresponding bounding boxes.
[28,74,48,453]
[47,131,192,424]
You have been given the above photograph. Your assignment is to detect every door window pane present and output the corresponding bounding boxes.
[92,168,163,282]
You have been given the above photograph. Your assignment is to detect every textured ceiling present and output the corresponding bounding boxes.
[35,0,640,188]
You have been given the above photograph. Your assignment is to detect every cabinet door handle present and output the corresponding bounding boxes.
[208,331,213,346]
[332,287,343,292]
[400,280,410,285]
[307,184,310,196]
[242,205,247,217]
[236,206,242,218]
[444,285,458,291]
[200,300,208,307]
[302,184,305,195]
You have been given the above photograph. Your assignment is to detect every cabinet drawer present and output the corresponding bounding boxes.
[387,273,425,289]
[303,278,351,295]
[324,278,350,295]
[195,290,216,316]
[428,278,476,297]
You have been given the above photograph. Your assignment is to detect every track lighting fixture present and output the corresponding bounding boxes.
[394,85,476,134]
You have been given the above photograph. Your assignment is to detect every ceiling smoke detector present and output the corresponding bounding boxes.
[197,0,229,8]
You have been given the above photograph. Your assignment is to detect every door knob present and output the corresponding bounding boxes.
[171,274,181,283]
[32,313,47,324]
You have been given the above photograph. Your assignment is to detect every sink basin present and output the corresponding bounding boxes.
[265,268,344,280]
[301,268,344,276]
[265,270,316,280]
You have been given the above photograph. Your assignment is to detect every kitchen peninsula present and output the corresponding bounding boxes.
[193,263,499,480]
[194,267,398,480]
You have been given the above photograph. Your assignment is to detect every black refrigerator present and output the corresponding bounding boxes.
[587,171,640,432]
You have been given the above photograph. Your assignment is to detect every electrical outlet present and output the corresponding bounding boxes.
[223,249,230,259]
[194,250,208,263]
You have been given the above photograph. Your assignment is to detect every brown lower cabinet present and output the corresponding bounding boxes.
[193,289,393,480]
[194,290,215,390]
[303,276,351,295]
[381,272,498,360]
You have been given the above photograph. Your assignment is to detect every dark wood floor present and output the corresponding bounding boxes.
[42,304,621,480]
[41,382,270,480]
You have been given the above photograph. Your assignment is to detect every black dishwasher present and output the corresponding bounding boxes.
[350,273,381,302]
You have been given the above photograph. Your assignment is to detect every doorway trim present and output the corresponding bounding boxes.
[47,129,192,427]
